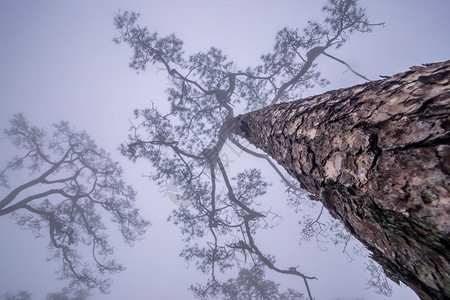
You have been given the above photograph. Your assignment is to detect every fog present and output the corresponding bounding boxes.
[1,1,449,299]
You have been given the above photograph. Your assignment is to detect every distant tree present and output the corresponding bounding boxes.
[1,291,31,300]
[114,0,384,298]
[191,262,305,300]
[46,287,91,300]
[0,114,150,293]
[1,288,90,300]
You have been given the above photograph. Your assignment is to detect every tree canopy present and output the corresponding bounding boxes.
[114,0,384,298]
[0,114,150,293]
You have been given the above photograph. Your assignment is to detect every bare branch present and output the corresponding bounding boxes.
[323,51,372,81]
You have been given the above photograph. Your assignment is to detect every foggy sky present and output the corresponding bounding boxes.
[1,1,449,299]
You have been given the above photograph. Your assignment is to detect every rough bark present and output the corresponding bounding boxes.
[230,61,450,300]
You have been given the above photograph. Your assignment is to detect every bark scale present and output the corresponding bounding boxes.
[230,61,450,300]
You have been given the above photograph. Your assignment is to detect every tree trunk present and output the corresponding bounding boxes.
[230,61,450,300]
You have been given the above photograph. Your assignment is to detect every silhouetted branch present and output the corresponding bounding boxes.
[0,114,149,293]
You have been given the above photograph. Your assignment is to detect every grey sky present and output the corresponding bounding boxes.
[1,0,449,299]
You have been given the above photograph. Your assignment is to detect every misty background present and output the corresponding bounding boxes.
[1,0,449,299]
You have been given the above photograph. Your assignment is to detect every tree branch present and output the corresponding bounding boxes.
[0,147,72,211]
[322,51,371,81]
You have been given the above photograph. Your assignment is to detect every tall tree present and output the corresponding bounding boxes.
[114,0,384,298]
[230,61,450,300]
[0,114,150,293]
